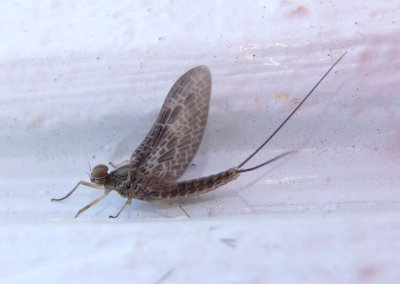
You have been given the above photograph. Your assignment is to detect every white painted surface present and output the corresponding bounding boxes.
[1,1,399,283]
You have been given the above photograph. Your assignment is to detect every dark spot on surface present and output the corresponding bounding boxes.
[154,269,173,284]
[221,238,236,248]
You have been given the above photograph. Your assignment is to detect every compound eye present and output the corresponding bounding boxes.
[91,164,109,185]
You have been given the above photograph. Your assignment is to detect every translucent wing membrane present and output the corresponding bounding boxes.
[130,66,212,181]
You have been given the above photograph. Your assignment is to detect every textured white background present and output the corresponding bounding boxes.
[1,1,399,283]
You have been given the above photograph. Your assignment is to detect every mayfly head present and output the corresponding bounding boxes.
[90,164,109,186]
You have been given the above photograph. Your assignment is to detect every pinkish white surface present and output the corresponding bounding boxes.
[0,1,399,283]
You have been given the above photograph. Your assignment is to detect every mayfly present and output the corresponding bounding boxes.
[52,53,347,218]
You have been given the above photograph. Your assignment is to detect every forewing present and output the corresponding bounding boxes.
[130,66,211,181]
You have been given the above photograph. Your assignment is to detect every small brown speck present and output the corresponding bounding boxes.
[290,5,309,16]
[275,92,290,103]
[358,265,379,281]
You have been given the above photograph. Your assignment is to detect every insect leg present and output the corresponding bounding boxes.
[145,198,190,218]
[51,181,102,202]
[177,204,190,218]
[109,198,132,218]
[109,160,129,169]
[74,191,110,218]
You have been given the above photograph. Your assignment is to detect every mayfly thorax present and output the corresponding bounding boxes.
[51,53,347,218]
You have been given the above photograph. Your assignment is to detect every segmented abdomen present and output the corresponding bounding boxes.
[146,168,240,200]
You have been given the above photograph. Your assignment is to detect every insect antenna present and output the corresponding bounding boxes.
[87,160,92,178]
[237,52,347,170]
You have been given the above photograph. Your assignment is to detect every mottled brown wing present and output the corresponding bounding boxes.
[130,66,211,181]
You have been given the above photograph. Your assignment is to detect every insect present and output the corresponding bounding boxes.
[52,53,346,218]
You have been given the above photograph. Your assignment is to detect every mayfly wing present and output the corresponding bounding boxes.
[130,66,212,181]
